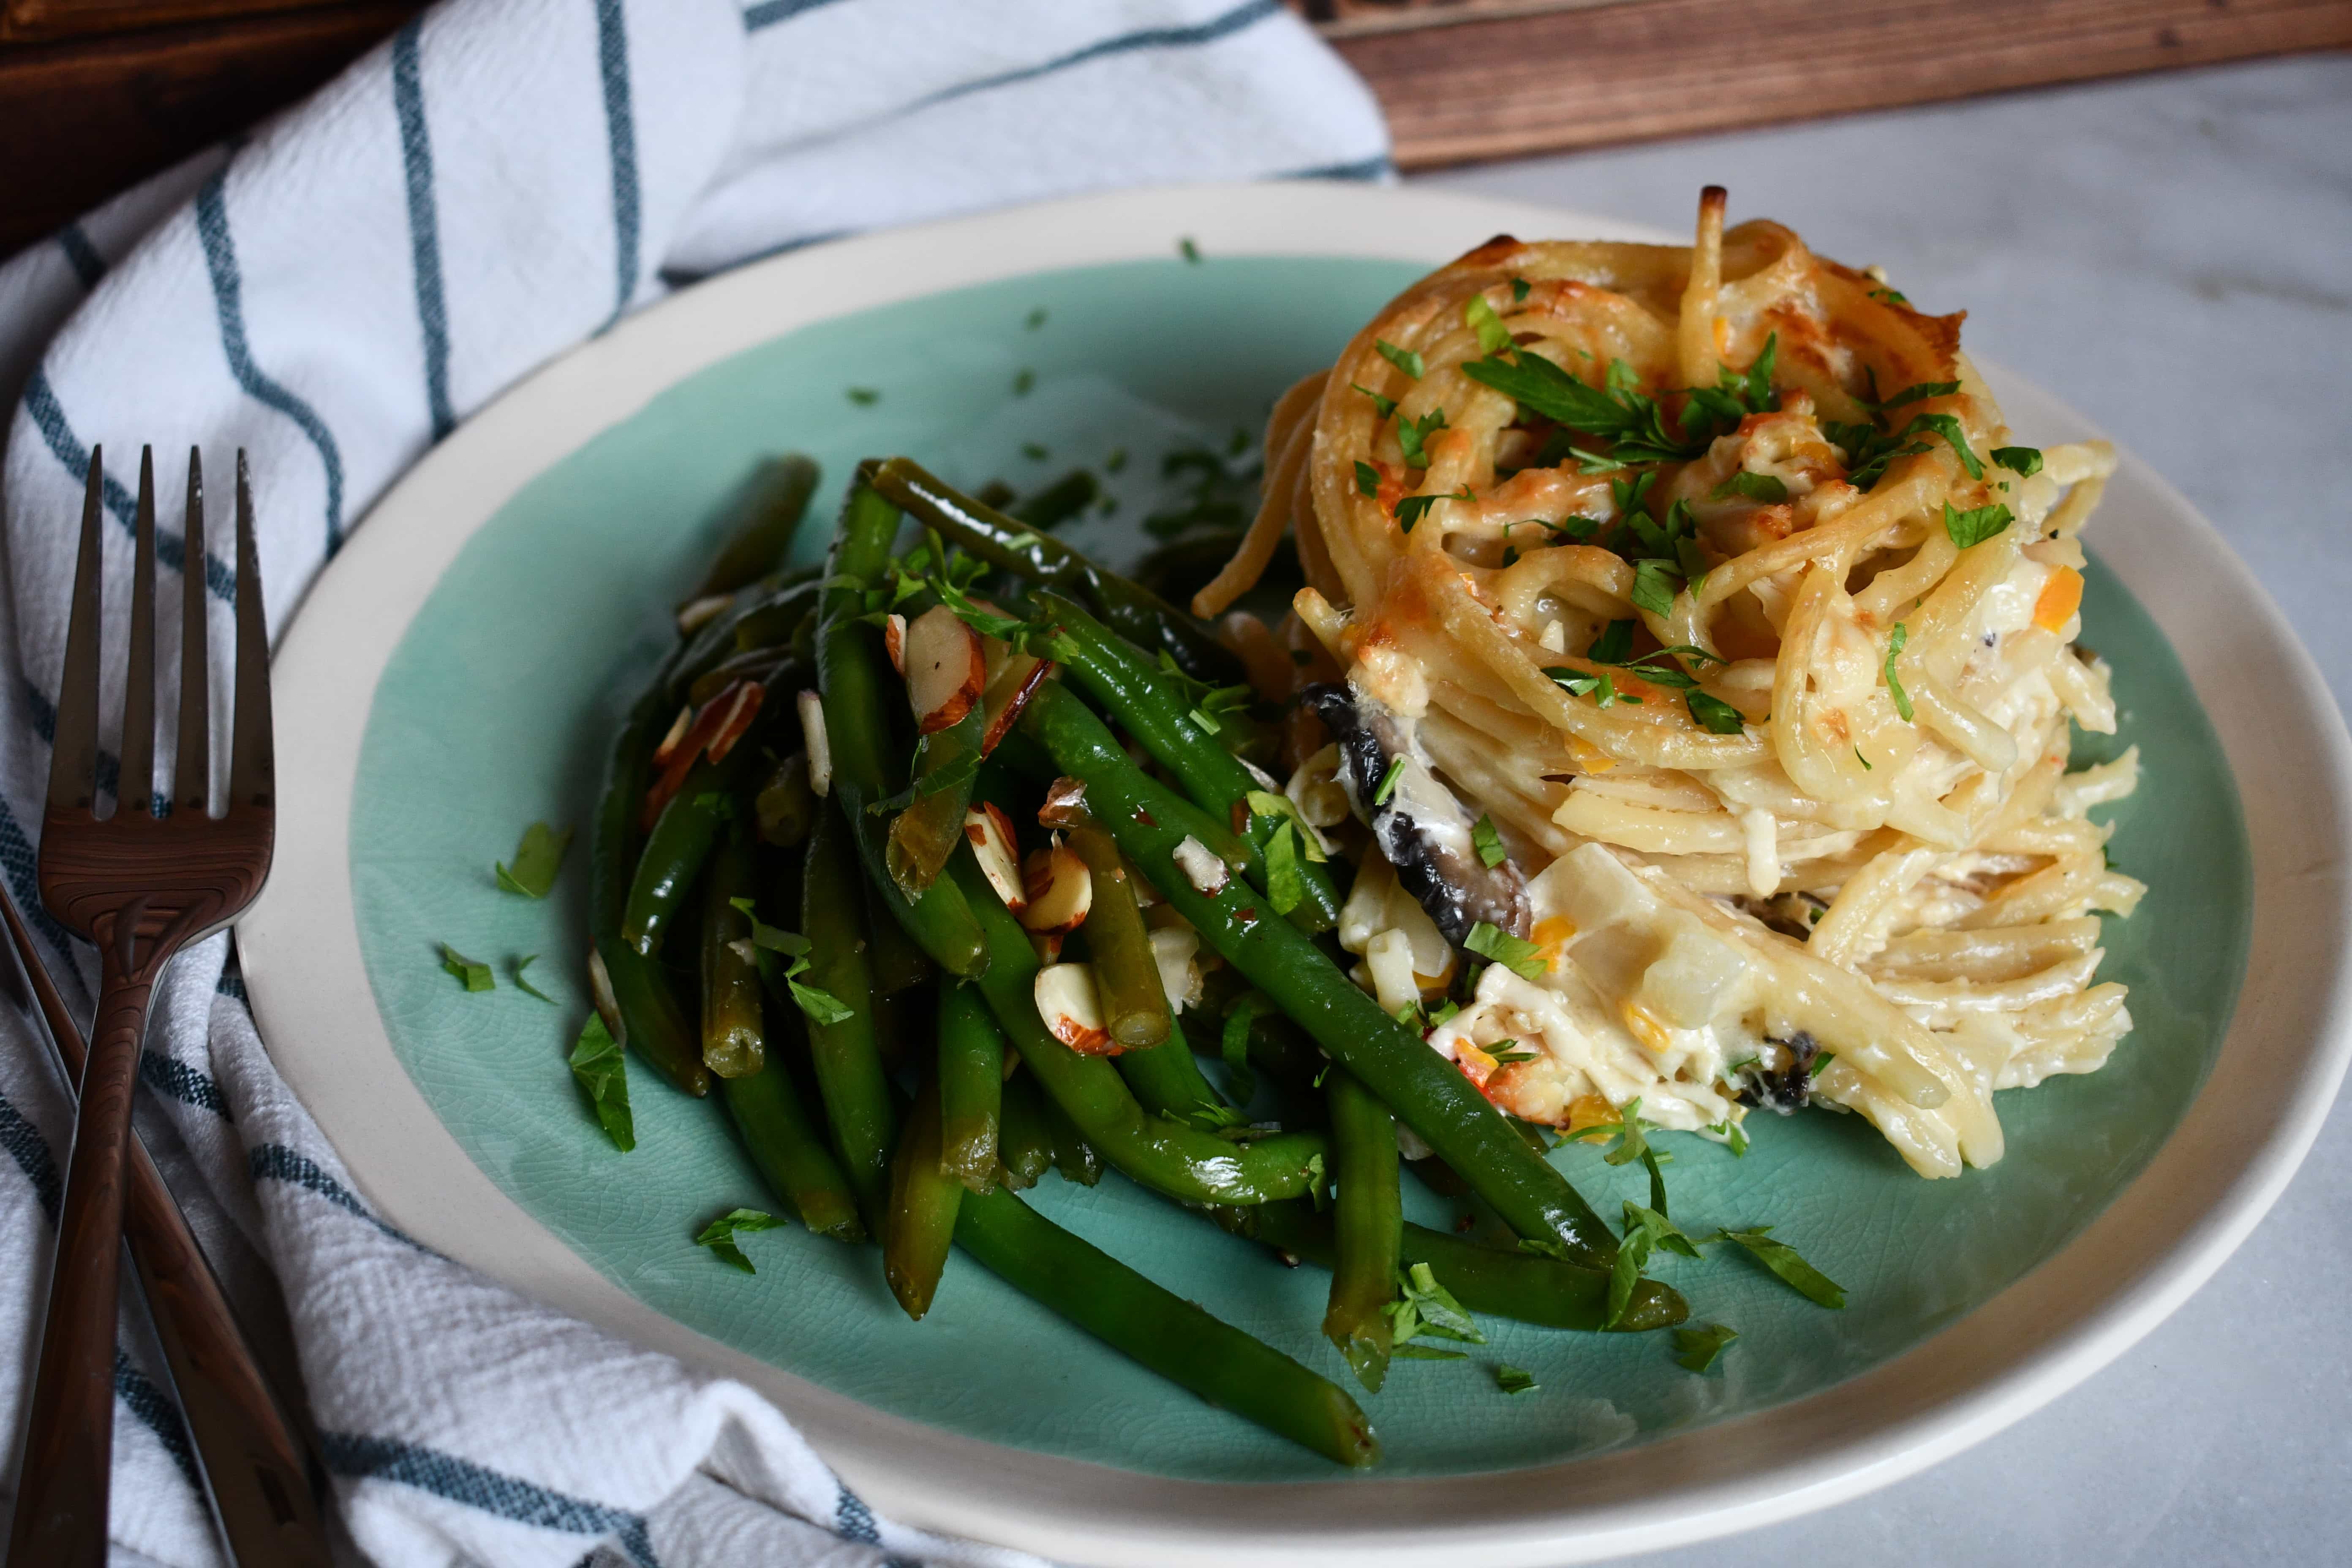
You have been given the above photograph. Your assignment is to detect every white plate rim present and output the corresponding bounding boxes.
[237,180,2352,1567]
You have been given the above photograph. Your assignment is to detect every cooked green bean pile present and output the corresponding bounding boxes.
[577,453,1733,1467]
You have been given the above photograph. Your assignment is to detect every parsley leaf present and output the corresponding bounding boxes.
[1394,487,1473,533]
[1351,382,1398,419]
[1709,471,1788,504]
[1464,294,1513,355]
[1355,460,1381,498]
[1386,1261,1486,1350]
[1855,747,1873,771]
[440,944,494,992]
[1699,1226,1847,1308]
[1179,237,1201,263]
[1673,1323,1739,1373]
[1900,411,1983,479]
[1868,285,1910,305]
[1883,622,1914,721]
[1372,757,1406,806]
[1013,370,1034,397]
[1397,407,1448,468]
[1472,815,1507,869]
[1587,618,1634,663]
[845,386,879,406]
[1375,339,1425,379]
[1992,445,2044,476]
[1686,690,1746,734]
[1545,667,1642,709]
[1025,307,1047,329]
[1494,1364,1539,1395]
[1630,558,1682,617]
[1511,276,1531,304]
[694,1208,782,1273]
[1464,921,1546,981]
[512,955,557,1004]
[1263,821,1307,916]
[495,821,572,898]
[1943,499,2014,549]
[568,1011,633,1152]
[1873,380,1958,411]
[1708,1118,1751,1156]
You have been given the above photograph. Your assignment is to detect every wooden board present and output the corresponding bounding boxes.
[1331,0,2352,167]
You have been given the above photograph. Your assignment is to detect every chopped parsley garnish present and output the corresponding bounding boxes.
[1394,487,1473,532]
[1992,445,2044,476]
[1707,1118,1751,1156]
[1686,690,1746,734]
[1854,748,1872,771]
[1021,441,1047,460]
[1464,293,1513,355]
[439,944,493,992]
[845,386,879,406]
[1903,411,1983,479]
[729,896,852,1024]
[1811,1050,1837,1075]
[1709,471,1788,504]
[1868,285,1910,305]
[1372,757,1407,806]
[568,1011,633,1152]
[694,1208,782,1273]
[1696,1226,1846,1308]
[512,955,556,1004]
[1630,557,1683,617]
[1375,339,1425,379]
[1472,814,1507,868]
[1386,1261,1484,1350]
[1588,618,1633,664]
[1943,499,2014,549]
[1462,349,1707,465]
[1486,1040,1538,1066]
[1871,380,1958,411]
[1511,277,1531,303]
[1546,667,1642,709]
[1262,821,1307,915]
[1494,1364,1538,1395]
[1012,369,1034,397]
[1104,446,1127,473]
[1397,407,1448,468]
[1464,921,1546,980]
[495,821,572,898]
[1883,621,1914,721]
[1673,1323,1738,1373]
[1179,237,1201,263]
[1541,514,1603,541]
[1354,460,1381,498]
[1351,382,1398,418]
[1025,306,1047,329]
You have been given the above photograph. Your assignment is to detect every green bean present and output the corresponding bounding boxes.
[885,700,985,897]
[936,982,1004,1194]
[996,1070,1055,1190]
[1039,1092,1102,1187]
[952,1184,1379,1467]
[868,457,1244,685]
[1113,1035,1230,1126]
[689,454,821,600]
[754,751,815,847]
[800,803,897,1225]
[945,852,1326,1206]
[1061,812,1169,1047]
[1009,469,1099,531]
[669,580,817,706]
[860,874,937,997]
[1322,1068,1400,1391]
[815,479,988,977]
[723,1052,864,1244]
[1034,591,1337,931]
[1019,686,1618,1268]
[885,1066,965,1320]
[589,681,708,1097]
[1244,1202,1687,1334]
[699,831,766,1078]
[620,738,762,958]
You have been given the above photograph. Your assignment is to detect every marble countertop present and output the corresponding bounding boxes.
[1415,53,2352,1565]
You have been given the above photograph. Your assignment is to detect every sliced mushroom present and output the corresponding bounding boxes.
[961,802,1026,912]
[904,604,985,734]
[1034,963,1115,1054]
[1303,681,1530,945]
[1018,839,1093,934]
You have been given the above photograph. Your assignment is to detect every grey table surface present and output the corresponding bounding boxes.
[1413,53,2352,1566]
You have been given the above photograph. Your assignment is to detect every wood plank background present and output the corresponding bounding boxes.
[2,0,2348,259]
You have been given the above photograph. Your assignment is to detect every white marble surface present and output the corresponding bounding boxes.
[1414,54,2352,1565]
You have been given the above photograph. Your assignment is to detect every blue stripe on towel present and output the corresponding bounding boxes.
[116,1349,202,1492]
[0,791,84,968]
[0,1089,63,1223]
[833,1484,918,1567]
[323,1432,660,1568]
[1282,152,1394,182]
[20,370,238,603]
[55,224,106,290]
[909,0,1282,116]
[593,0,643,330]
[143,1050,233,1121]
[741,0,848,29]
[195,165,349,555]
[248,1142,434,1253]
[392,19,458,441]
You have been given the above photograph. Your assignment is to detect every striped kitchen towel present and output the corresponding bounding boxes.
[0,2,1387,1564]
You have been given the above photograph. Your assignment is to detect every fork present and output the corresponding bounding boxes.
[8,446,275,1568]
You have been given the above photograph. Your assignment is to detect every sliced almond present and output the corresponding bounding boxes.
[905,604,985,734]
[642,680,754,830]
[651,703,694,769]
[675,593,734,636]
[1172,835,1230,896]
[979,653,1051,756]
[884,612,909,676]
[1037,775,1089,830]
[962,801,1025,912]
[1148,926,1203,1014]
[1034,963,1115,1054]
[1029,931,1065,965]
[1018,840,1092,934]
[798,690,831,798]
[702,681,765,765]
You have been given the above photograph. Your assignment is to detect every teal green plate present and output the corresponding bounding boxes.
[346,255,2249,1483]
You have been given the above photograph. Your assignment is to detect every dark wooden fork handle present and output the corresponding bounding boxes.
[10,950,156,1568]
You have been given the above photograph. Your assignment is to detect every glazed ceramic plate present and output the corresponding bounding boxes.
[238,184,2352,1567]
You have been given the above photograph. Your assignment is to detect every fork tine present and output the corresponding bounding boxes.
[120,448,158,819]
[46,449,105,815]
[174,449,210,816]
[227,451,273,812]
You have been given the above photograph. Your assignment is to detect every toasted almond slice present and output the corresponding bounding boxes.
[962,801,1025,911]
[798,690,831,798]
[675,593,733,636]
[1034,963,1115,1054]
[1018,840,1092,934]
[703,682,765,765]
[884,612,909,675]
[651,703,694,769]
[1172,835,1230,895]
[1148,926,1203,1014]
[906,604,985,734]
[1029,931,1064,965]
[980,656,1052,756]
[1037,776,1089,830]
[642,681,752,830]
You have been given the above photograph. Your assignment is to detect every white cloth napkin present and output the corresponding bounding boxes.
[0,2,1388,1563]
